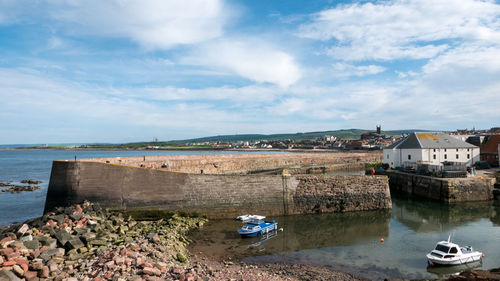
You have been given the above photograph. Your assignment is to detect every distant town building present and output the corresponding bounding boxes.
[383,132,480,168]
[361,125,383,140]
[480,135,500,167]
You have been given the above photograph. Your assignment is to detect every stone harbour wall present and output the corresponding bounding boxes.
[45,158,391,218]
[292,175,392,214]
[384,171,495,202]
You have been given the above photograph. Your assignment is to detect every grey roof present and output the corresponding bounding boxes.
[388,132,478,149]
[385,138,404,149]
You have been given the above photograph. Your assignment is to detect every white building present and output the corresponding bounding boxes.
[383,132,480,168]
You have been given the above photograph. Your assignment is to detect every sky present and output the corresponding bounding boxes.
[1,0,500,144]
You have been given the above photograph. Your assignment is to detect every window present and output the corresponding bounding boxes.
[435,245,450,253]
[444,154,447,159]
[433,154,436,160]
[467,154,470,159]
[450,247,458,254]
[387,154,389,159]
[467,148,470,152]
[408,154,411,160]
[456,154,459,159]
[444,148,447,152]
[456,148,459,152]
[433,149,436,152]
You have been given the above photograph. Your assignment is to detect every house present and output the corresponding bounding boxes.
[480,134,500,167]
[383,132,479,168]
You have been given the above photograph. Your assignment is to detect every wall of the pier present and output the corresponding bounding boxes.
[45,160,391,218]
[384,171,495,202]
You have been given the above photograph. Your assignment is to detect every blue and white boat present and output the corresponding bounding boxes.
[237,216,277,237]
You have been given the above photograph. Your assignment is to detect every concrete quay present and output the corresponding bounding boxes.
[44,153,391,218]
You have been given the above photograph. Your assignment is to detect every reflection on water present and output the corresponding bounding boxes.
[189,196,500,280]
[427,260,482,278]
[189,209,390,261]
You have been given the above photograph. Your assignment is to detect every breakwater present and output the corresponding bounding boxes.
[45,153,391,218]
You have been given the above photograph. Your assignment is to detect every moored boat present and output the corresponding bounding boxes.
[426,235,483,266]
[237,216,277,237]
[236,214,265,222]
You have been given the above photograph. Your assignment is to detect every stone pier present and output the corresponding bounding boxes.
[45,153,391,218]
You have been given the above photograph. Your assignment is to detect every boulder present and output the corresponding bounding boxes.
[23,240,39,251]
[53,230,72,246]
[65,238,84,250]
[0,269,21,281]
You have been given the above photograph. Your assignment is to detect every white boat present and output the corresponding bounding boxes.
[426,235,483,266]
[236,215,266,222]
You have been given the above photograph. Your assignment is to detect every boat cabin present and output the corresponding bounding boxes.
[430,241,466,259]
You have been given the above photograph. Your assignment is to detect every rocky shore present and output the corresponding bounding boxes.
[0,180,41,194]
[0,202,363,281]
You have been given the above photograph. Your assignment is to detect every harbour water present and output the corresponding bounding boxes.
[189,196,500,280]
[0,149,278,226]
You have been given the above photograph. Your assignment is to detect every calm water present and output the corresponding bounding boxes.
[0,149,280,226]
[189,197,500,280]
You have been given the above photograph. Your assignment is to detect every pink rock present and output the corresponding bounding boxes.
[24,270,38,280]
[172,266,183,274]
[2,260,16,266]
[0,236,12,244]
[5,251,19,260]
[74,204,83,213]
[105,260,115,269]
[114,256,124,265]
[49,263,58,272]
[46,220,56,227]
[0,247,14,256]
[13,257,28,265]
[142,267,161,276]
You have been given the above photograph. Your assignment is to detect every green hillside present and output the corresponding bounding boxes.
[178,129,423,143]
[17,129,428,150]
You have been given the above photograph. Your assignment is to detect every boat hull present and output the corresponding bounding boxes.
[427,252,482,266]
[238,221,277,237]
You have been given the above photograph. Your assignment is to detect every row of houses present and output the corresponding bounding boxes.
[383,132,499,169]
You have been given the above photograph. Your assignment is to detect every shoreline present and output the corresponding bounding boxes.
[1,201,499,280]
[0,202,366,281]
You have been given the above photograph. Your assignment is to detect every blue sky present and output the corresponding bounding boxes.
[1,0,500,144]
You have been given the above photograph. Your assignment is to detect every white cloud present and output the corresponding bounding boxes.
[1,0,231,49]
[266,83,395,120]
[396,70,418,78]
[332,63,386,77]
[185,39,302,88]
[137,85,284,104]
[298,0,500,61]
